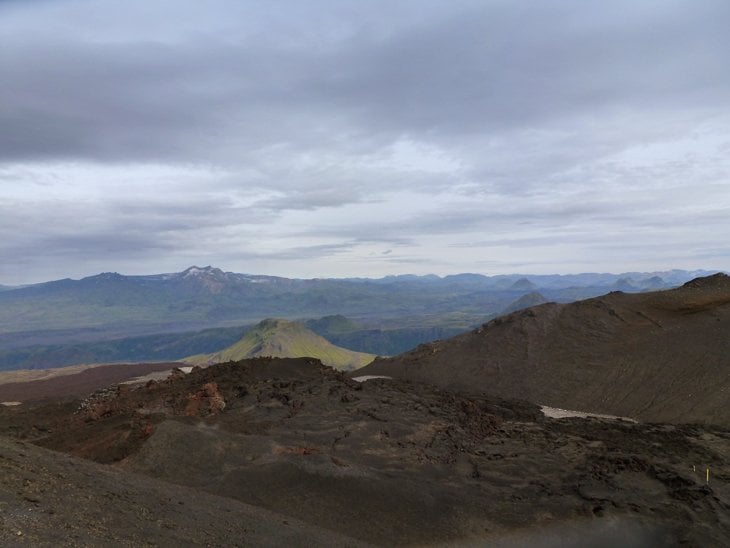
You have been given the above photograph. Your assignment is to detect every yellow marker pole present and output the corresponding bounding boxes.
[706,468,710,484]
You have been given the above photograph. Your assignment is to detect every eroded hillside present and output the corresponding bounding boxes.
[358,274,730,426]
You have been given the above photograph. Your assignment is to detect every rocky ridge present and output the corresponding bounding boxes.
[358,274,730,426]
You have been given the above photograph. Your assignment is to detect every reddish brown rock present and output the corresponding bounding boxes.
[184,382,226,417]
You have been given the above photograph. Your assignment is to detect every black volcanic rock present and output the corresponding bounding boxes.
[1,357,727,545]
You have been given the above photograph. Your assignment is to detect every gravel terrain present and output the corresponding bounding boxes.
[1,357,727,546]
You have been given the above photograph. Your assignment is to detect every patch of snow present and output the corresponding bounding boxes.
[120,366,195,385]
[540,405,637,422]
[351,375,392,383]
[1,401,21,406]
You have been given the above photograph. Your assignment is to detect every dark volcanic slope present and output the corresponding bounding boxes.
[358,274,730,426]
[0,436,364,547]
[1,358,728,546]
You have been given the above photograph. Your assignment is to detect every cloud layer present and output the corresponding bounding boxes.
[1,0,729,283]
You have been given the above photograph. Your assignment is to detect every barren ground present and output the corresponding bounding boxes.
[0,358,727,546]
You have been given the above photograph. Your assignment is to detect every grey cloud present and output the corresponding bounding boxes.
[218,238,416,264]
[1,0,729,282]
[0,194,276,275]
[360,255,433,266]
[352,236,414,247]
[0,195,266,235]
[254,187,373,211]
[3,1,729,165]
[29,231,176,258]
[220,242,358,262]
[301,1,730,139]
[300,198,629,242]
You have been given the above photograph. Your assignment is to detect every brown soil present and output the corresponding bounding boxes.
[0,362,184,402]
[358,274,730,427]
[0,357,727,546]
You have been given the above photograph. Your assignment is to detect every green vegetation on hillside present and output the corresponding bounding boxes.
[186,319,375,371]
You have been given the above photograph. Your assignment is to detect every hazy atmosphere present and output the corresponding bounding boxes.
[1,0,729,284]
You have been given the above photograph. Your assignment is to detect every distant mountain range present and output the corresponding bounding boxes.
[0,266,720,368]
[0,266,714,330]
[185,319,374,371]
[304,315,465,357]
[359,273,730,427]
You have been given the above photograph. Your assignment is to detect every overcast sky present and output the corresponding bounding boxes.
[1,0,729,284]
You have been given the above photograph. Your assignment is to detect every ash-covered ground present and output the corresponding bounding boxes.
[0,357,727,546]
